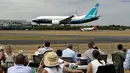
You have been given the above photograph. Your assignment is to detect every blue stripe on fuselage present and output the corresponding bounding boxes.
[71,20,82,24]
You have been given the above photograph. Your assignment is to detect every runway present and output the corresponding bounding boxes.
[0,33,130,44]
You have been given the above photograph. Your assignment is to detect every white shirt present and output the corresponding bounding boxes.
[38,47,53,55]
[124,49,130,69]
[34,51,40,56]
[58,58,64,64]
[7,65,32,73]
[44,64,64,73]
[83,48,95,60]
[91,59,105,73]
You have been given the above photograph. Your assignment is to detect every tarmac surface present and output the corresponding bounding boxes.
[0,33,130,44]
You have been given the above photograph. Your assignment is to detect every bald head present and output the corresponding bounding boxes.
[67,44,73,49]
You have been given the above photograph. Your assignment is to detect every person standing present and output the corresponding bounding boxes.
[83,41,95,61]
[38,41,53,55]
[87,50,105,73]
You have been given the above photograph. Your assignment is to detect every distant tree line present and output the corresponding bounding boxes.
[0,24,130,30]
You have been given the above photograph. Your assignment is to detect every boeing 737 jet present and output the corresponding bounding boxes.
[80,25,99,31]
[32,3,100,25]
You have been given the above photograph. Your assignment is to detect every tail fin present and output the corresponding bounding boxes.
[93,25,99,30]
[83,3,99,19]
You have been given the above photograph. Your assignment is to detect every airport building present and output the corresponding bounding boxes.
[0,20,31,26]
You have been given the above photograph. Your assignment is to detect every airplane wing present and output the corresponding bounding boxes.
[60,15,75,24]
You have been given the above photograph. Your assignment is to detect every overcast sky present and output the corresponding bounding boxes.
[0,0,130,26]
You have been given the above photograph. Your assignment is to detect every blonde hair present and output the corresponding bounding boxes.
[6,46,12,55]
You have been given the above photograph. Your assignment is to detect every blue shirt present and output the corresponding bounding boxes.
[62,48,77,62]
[124,49,130,70]
[7,64,32,73]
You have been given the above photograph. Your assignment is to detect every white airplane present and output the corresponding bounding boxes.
[80,25,99,31]
[32,3,100,25]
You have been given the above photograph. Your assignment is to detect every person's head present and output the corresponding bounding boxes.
[0,46,5,51]
[15,54,26,65]
[18,50,23,54]
[44,41,50,47]
[88,41,95,48]
[92,50,100,59]
[117,44,123,50]
[5,46,12,55]
[43,51,58,67]
[92,50,103,64]
[56,50,62,57]
[67,43,73,49]
[122,48,127,53]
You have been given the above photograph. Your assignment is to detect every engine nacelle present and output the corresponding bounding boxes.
[52,20,60,25]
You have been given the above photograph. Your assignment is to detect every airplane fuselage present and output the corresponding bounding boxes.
[32,3,100,25]
[32,15,99,24]
[83,27,94,30]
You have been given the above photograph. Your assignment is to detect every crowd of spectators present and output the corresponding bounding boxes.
[0,41,130,73]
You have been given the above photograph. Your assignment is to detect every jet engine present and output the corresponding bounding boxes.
[52,20,60,25]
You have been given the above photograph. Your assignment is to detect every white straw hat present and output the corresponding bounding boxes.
[43,51,58,67]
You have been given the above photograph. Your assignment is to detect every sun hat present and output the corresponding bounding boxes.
[43,51,59,67]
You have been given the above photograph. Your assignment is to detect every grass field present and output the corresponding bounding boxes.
[0,30,130,36]
[0,30,130,60]
[0,30,130,40]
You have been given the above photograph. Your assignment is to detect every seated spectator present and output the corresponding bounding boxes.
[87,50,105,73]
[62,43,77,63]
[37,51,82,73]
[124,49,130,71]
[112,44,126,73]
[34,46,41,56]
[7,54,32,73]
[56,50,64,64]
[82,41,95,61]
[0,46,6,73]
[115,44,126,61]
[38,41,53,55]
[4,46,15,68]
[0,46,6,63]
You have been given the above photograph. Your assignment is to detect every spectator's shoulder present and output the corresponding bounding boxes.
[24,66,32,70]
[8,66,15,70]
[25,66,32,68]
[71,50,76,53]
[127,49,130,53]
[85,49,89,53]
[63,48,67,51]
